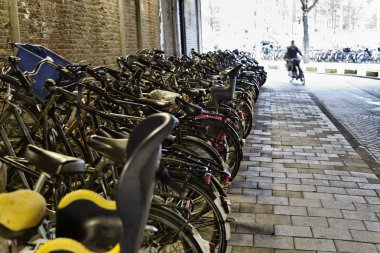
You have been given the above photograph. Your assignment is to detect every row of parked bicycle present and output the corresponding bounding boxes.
[311,48,380,63]
[264,46,380,63]
[0,44,266,253]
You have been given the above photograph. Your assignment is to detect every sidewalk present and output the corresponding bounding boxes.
[263,61,380,79]
[228,82,380,252]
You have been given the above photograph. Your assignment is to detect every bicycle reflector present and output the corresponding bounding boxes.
[204,172,212,185]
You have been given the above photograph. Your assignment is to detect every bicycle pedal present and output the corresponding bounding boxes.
[240,138,246,147]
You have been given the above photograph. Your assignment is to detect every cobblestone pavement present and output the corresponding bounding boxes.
[228,82,380,252]
[304,73,380,164]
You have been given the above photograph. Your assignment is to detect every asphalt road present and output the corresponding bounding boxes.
[266,69,380,164]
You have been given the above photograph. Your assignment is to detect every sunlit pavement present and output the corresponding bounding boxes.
[265,69,380,165]
[228,71,380,252]
[262,61,380,79]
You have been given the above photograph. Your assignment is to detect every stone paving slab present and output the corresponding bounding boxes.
[229,83,380,252]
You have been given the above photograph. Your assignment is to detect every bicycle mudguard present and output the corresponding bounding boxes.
[0,190,46,239]
[56,190,121,252]
[36,238,119,253]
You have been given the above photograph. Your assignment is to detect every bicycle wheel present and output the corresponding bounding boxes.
[148,205,209,253]
[177,135,224,167]
[0,161,6,193]
[237,101,253,138]
[155,169,228,253]
[300,73,305,85]
[191,118,242,179]
[0,103,40,155]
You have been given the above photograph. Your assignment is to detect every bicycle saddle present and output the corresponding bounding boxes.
[136,97,172,111]
[175,96,203,116]
[25,145,85,176]
[240,70,255,77]
[96,126,130,139]
[53,113,176,253]
[236,80,254,90]
[0,190,46,239]
[181,87,207,98]
[88,135,129,163]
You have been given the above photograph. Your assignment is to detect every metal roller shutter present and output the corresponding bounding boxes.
[181,0,201,55]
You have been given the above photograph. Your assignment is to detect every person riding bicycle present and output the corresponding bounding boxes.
[284,40,303,77]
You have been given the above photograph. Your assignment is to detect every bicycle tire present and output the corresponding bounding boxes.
[148,204,209,253]
[191,117,242,178]
[238,101,253,138]
[155,171,228,253]
[179,135,224,167]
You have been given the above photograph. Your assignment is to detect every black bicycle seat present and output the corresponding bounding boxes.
[95,126,130,139]
[137,97,172,111]
[87,135,129,163]
[236,80,253,90]
[175,96,203,116]
[25,145,85,176]
[241,70,255,77]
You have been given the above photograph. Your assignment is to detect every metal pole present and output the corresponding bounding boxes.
[8,0,21,53]
[135,0,143,49]
[118,0,127,56]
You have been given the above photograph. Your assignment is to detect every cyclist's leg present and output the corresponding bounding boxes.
[287,60,292,76]
[296,61,303,75]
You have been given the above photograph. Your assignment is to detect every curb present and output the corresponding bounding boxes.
[325,68,337,74]
[344,69,357,75]
[305,66,379,80]
[306,67,317,72]
[366,71,379,77]
[265,62,380,80]
[309,92,380,176]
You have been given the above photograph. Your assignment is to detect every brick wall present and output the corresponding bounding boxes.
[161,0,180,55]
[124,0,139,54]
[0,1,12,56]
[140,0,160,49]
[1,0,186,65]
[17,0,121,66]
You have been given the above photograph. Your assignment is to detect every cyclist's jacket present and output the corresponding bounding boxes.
[286,46,302,59]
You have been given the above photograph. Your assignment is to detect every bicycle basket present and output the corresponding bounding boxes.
[14,43,71,100]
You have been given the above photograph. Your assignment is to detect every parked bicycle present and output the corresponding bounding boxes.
[0,43,267,253]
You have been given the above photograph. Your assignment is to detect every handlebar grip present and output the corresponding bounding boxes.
[55,87,77,101]
[0,74,22,86]
[57,66,76,79]
[117,57,125,69]
[44,79,76,101]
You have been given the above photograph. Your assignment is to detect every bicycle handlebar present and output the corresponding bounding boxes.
[0,73,22,87]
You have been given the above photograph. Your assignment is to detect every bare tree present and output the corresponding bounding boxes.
[204,1,220,33]
[327,0,340,30]
[300,0,319,63]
